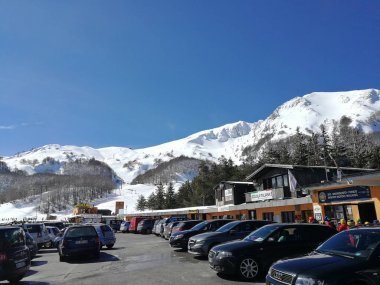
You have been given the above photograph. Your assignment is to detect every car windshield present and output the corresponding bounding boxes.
[244,225,281,242]
[216,221,239,232]
[191,221,209,231]
[316,229,380,259]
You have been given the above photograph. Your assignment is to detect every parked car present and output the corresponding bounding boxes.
[153,218,168,236]
[137,219,156,234]
[208,223,337,280]
[129,217,148,233]
[120,221,130,233]
[25,232,38,259]
[109,220,123,232]
[163,221,181,239]
[22,223,51,249]
[91,224,116,249]
[188,220,273,256]
[159,216,187,238]
[0,226,31,283]
[46,226,60,248]
[152,219,161,235]
[266,227,380,285]
[171,220,202,236]
[44,221,65,230]
[58,225,100,261]
[169,219,235,250]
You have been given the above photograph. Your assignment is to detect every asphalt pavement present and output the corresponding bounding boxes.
[9,232,265,285]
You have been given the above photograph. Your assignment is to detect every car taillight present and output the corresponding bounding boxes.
[178,228,183,232]
[0,252,8,263]
[95,237,100,245]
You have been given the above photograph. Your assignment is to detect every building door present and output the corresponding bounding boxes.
[358,202,377,223]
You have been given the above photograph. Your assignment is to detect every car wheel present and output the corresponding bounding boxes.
[106,244,114,249]
[238,257,260,280]
[8,274,25,284]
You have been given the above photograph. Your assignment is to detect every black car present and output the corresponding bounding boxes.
[188,220,273,256]
[58,225,100,261]
[266,227,380,285]
[208,223,337,280]
[169,219,235,250]
[0,226,31,283]
[136,219,156,234]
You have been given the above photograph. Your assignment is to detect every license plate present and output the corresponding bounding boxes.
[15,261,26,269]
[75,240,88,244]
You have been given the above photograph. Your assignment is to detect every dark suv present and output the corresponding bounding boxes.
[169,219,235,250]
[266,227,380,285]
[0,226,31,283]
[188,220,272,256]
[208,223,337,280]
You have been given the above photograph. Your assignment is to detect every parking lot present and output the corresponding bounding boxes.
[14,232,265,285]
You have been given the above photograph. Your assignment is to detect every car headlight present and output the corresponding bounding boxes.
[196,240,205,245]
[295,276,325,285]
[174,234,184,239]
[217,251,233,258]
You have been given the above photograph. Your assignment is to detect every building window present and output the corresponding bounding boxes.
[263,212,274,221]
[263,174,289,190]
[283,174,289,187]
[281,211,295,223]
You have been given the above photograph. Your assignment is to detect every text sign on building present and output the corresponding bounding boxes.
[318,186,371,203]
[250,190,273,202]
[225,188,233,201]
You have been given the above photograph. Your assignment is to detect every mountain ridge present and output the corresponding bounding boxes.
[3,88,380,184]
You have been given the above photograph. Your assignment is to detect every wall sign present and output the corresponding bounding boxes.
[250,189,273,201]
[318,186,371,203]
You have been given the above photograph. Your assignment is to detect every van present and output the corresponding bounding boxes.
[90,224,116,249]
[22,223,51,248]
[0,226,30,283]
[129,217,148,233]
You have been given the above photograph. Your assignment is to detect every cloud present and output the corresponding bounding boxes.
[0,125,15,130]
[0,122,43,130]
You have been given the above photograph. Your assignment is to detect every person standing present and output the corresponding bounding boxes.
[338,219,349,232]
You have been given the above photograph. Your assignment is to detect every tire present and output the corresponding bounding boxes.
[8,274,24,284]
[106,244,114,249]
[238,257,260,280]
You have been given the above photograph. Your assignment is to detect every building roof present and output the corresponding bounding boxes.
[245,163,376,181]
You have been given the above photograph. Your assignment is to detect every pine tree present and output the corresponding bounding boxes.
[292,127,308,165]
[176,181,193,207]
[165,182,177,209]
[146,192,156,210]
[320,124,333,166]
[135,194,147,211]
[154,183,165,210]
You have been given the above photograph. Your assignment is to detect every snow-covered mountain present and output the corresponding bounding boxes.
[3,88,380,184]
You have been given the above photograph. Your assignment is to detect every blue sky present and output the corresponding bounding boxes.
[1,1,379,156]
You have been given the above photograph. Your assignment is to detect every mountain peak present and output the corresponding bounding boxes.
[4,88,380,183]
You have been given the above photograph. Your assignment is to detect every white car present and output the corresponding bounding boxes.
[23,223,51,248]
[46,226,60,247]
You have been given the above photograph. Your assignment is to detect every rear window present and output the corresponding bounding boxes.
[66,227,97,238]
[0,228,25,250]
[100,225,112,233]
[26,224,42,233]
